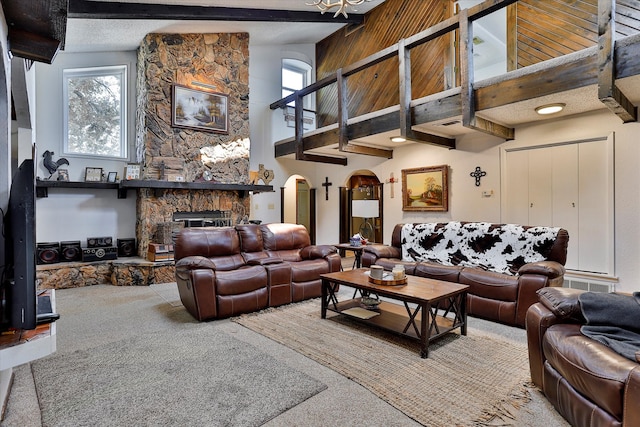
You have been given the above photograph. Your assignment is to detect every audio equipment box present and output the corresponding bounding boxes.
[37,242,60,265]
[147,243,174,262]
[87,236,113,248]
[60,240,82,262]
[82,246,118,262]
[117,238,137,257]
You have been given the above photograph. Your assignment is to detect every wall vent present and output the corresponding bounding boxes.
[563,276,616,293]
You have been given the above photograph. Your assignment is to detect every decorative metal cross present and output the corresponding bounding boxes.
[386,172,397,198]
[322,177,332,200]
[470,166,486,186]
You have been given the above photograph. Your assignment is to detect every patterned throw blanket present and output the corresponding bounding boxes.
[580,291,640,362]
[401,222,560,275]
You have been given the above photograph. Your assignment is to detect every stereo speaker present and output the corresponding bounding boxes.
[36,242,60,265]
[82,247,118,262]
[60,241,82,262]
[87,236,113,248]
[117,238,136,257]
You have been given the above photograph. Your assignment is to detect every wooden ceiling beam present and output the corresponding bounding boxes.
[1,0,67,63]
[340,144,393,158]
[67,0,364,24]
[598,0,637,123]
[8,28,61,64]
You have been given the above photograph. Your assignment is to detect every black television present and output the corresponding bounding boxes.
[2,158,37,330]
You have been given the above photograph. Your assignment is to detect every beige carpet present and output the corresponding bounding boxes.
[233,299,533,427]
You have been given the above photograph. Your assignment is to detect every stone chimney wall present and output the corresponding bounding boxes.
[135,33,251,256]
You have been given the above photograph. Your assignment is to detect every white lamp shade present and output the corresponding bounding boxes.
[352,199,379,218]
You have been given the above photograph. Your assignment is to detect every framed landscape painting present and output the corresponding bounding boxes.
[171,84,229,134]
[401,165,449,211]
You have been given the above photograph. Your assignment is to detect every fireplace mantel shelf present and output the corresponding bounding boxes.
[36,179,273,198]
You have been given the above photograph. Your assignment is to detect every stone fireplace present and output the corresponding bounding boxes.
[134,32,251,256]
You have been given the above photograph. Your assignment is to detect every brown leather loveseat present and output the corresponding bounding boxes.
[174,223,341,321]
[361,222,569,327]
[526,287,640,426]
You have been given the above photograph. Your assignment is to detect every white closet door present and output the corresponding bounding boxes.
[504,149,529,225]
[578,139,613,273]
[528,148,553,227]
[552,144,579,269]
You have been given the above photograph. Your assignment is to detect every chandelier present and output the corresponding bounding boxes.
[307,0,371,18]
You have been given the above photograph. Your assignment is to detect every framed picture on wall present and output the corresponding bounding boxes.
[401,165,449,212]
[171,84,229,134]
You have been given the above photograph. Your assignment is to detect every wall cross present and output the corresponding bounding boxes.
[386,172,397,198]
[322,177,332,200]
[470,166,486,186]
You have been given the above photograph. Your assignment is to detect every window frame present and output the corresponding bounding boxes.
[282,59,313,110]
[62,65,128,160]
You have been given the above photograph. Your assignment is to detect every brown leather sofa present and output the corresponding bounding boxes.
[361,222,569,327]
[174,223,341,321]
[526,287,640,427]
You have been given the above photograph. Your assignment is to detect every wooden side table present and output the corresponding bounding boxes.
[334,243,366,270]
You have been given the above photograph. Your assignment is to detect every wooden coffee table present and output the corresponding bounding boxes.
[320,269,468,358]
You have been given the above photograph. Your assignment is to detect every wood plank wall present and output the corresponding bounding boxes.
[514,0,640,68]
[315,0,452,127]
[315,0,640,128]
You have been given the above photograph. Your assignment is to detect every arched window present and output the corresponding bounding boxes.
[282,58,312,109]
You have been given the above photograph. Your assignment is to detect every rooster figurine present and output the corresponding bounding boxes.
[43,150,70,179]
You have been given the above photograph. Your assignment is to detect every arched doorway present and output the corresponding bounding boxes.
[281,174,316,243]
[339,172,383,244]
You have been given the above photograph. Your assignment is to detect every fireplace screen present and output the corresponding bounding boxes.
[173,210,233,227]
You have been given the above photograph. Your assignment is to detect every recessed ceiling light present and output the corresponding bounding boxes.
[390,136,406,143]
[535,103,565,115]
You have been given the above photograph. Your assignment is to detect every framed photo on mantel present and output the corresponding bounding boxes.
[84,167,103,182]
[125,164,141,180]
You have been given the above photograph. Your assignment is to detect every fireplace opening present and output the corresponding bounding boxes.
[173,210,233,227]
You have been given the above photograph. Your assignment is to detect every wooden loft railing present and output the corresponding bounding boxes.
[270,0,640,164]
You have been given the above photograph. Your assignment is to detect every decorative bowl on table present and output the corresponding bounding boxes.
[361,296,381,309]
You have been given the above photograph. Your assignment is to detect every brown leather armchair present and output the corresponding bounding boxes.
[526,287,640,427]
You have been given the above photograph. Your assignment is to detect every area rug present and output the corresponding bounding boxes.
[31,324,327,427]
[233,299,533,427]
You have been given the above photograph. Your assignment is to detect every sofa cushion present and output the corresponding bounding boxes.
[214,265,268,296]
[175,227,241,259]
[415,262,462,282]
[289,259,331,282]
[260,223,310,251]
[543,323,638,420]
[458,267,518,301]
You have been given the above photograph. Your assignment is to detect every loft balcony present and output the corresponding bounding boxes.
[270,0,640,164]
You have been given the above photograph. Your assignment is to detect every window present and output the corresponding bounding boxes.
[282,59,312,108]
[63,65,127,159]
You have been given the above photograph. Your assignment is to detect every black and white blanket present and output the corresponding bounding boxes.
[580,291,640,362]
[400,222,560,275]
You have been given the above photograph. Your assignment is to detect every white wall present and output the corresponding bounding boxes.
[34,51,137,244]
